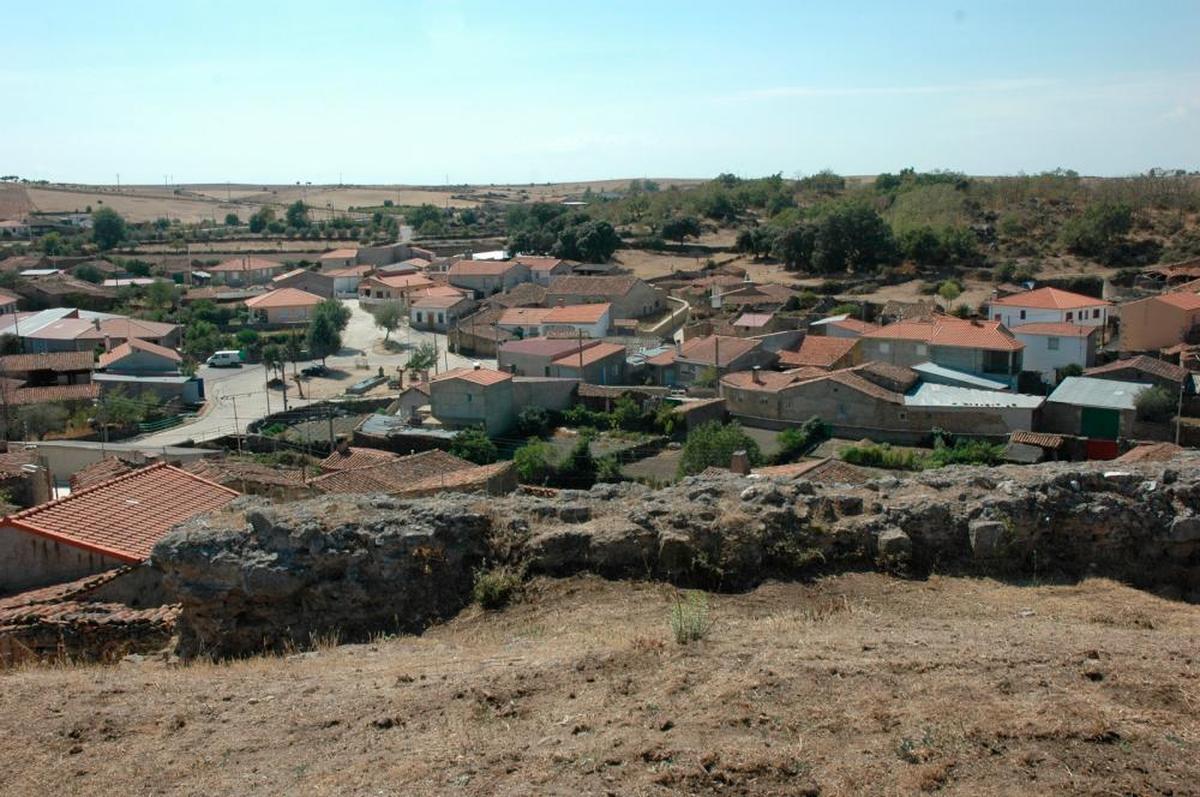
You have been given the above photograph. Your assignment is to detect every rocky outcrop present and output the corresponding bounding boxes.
[155,496,491,657]
[154,457,1200,657]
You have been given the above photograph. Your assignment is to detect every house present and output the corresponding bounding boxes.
[324,264,375,296]
[721,363,1042,441]
[271,268,335,298]
[987,287,1111,331]
[1119,289,1200,353]
[713,284,786,312]
[357,273,436,306]
[778,336,859,371]
[859,315,1024,382]
[207,257,286,286]
[547,341,626,384]
[497,307,554,338]
[447,259,531,297]
[1011,323,1098,384]
[516,256,573,285]
[540,302,612,338]
[0,288,19,315]
[93,372,205,405]
[378,258,429,275]
[1042,376,1153,441]
[311,449,479,494]
[490,282,548,308]
[409,290,475,332]
[183,459,312,501]
[18,273,118,310]
[388,381,431,420]
[645,335,770,387]
[0,463,238,593]
[245,288,325,324]
[0,350,93,387]
[97,338,183,374]
[1084,355,1190,392]
[318,248,359,270]
[390,460,517,499]
[429,366,515,434]
[0,219,31,238]
[546,275,665,319]
[808,314,878,338]
[498,338,591,376]
[448,307,515,357]
[95,317,182,349]
[319,445,399,472]
[730,312,780,336]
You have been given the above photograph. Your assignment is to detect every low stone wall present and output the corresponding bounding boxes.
[153,456,1200,657]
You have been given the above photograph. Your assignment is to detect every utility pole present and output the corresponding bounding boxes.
[230,395,242,452]
[327,406,335,452]
[264,362,271,416]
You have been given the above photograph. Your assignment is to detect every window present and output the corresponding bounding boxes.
[878,342,890,354]
[1093,309,1101,319]
[1047,337,1060,351]
[437,313,445,324]
[1019,310,1026,320]
[1065,311,1073,321]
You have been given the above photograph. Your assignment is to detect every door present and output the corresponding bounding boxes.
[1080,406,1119,439]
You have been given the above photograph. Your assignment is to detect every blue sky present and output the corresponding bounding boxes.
[3,0,1198,184]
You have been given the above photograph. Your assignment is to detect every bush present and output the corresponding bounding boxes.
[670,590,712,644]
[773,417,831,464]
[473,566,522,610]
[513,439,552,483]
[924,438,1005,468]
[449,428,498,464]
[678,421,762,476]
[1135,385,1175,423]
[516,406,553,438]
[839,442,924,471]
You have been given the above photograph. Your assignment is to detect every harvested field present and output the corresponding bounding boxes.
[1,573,1196,795]
[26,187,242,224]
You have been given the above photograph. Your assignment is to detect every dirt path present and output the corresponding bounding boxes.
[2,573,1196,796]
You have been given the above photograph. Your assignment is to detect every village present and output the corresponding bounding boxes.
[2,176,1200,655]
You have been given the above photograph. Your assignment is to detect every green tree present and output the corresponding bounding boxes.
[661,215,703,245]
[513,438,552,483]
[306,312,342,364]
[937,279,962,302]
[285,200,310,228]
[1135,385,1175,423]
[516,406,553,438]
[371,301,403,341]
[678,421,762,476]
[92,207,127,250]
[405,204,443,228]
[559,433,597,486]
[74,264,104,284]
[183,320,224,360]
[313,298,351,331]
[39,232,66,256]
[17,404,69,440]
[0,334,21,355]
[406,341,438,372]
[224,213,240,226]
[262,343,284,380]
[450,427,498,464]
[771,222,817,270]
[1061,202,1133,260]
[773,417,831,464]
[248,207,275,233]
[811,203,897,274]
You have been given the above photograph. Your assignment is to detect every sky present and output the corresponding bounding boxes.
[3,0,1199,185]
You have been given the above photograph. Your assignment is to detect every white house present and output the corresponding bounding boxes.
[987,287,1111,329]
[540,302,612,339]
[1012,322,1098,384]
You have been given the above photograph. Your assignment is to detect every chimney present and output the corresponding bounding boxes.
[729,450,751,476]
[472,361,482,370]
[103,335,112,353]
[675,339,682,355]
[752,366,761,384]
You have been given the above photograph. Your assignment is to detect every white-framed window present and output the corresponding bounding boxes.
[1047,337,1060,350]
[878,342,890,354]
[915,344,927,356]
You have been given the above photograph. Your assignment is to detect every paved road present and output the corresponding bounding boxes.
[135,299,493,447]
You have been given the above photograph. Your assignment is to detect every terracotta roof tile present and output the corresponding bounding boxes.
[1156,292,1200,311]
[675,335,760,367]
[98,338,182,369]
[8,382,100,406]
[97,318,180,340]
[989,286,1111,309]
[543,302,611,324]
[778,336,857,368]
[863,315,1023,352]
[69,456,143,490]
[244,287,325,309]
[3,463,238,562]
[209,257,282,272]
[721,367,827,391]
[311,449,474,494]
[827,318,879,335]
[364,273,435,290]
[1009,430,1066,449]
[183,459,308,489]
[1085,355,1187,382]
[431,366,513,386]
[319,248,358,260]
[0,350,93,373]
[498,307,554,326]
[550,342,625,368]
[393,461,514,496]
[753,457,869,484]
[449,259,524,277]
[319,446,400,472]
[1012,322,1096,337]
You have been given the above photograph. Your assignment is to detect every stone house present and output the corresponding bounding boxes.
[1119,289,1200,353]
[447,260,530,297]
[645,335,772,387]
[271,268,335,299]
[244,288,325,325]
[358,273,436,306]
[429,365,516,434]
[207,257,286,286]
[545,275,664,320]
[409,290,476,332]
[859,315,1025,383]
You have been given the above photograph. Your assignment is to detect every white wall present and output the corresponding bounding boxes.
[990,304,1108,328]
[1015,332,1093,382]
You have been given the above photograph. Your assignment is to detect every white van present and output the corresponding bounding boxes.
[205,350,243,368]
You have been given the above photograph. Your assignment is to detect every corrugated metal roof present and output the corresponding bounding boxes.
[911,362,1010,390]
[1046,376,1152,411]
[904,382,1044,409]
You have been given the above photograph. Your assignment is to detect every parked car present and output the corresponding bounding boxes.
[206,350,243,368]
[301,364,329,378]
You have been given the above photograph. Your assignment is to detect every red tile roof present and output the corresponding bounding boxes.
[778,336,857,368]
[432,366,514,386]
[547,275,642,298]
[500,338,590,357]
[183,459,308,490]
[550,342,625,368]
[2,463,238,562]
[660,335,761,368]
[209,257,282,273]
[393,461,514,497]
[514,256,566,273]
[411,292,470,309]
[1085,355,1187,382]
[543,302,611,324]
[449,260,522,277]
[753,457,868,483]
[1009,430,1065,449]
[721,367,827,391]
[98,318,180,341]
[319,446,400,472]
[733,312,774,328]
[989,287,1111,309]
[863,315,1023,352]
[1011,322,1096,337]
[311,450,474,494]
[69,456,143,490]
[827,318,879,335]
[319,248,358,260]
[0,350,94,373]
[244,287,325,309]
[8,382,100,406]
[98,337,182,369]
[498,307,554,326]
[1157,292,1200,311]
[366,273,436,290]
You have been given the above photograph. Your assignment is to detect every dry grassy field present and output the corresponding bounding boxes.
[2,573,1196,796]
[26,186,242,224]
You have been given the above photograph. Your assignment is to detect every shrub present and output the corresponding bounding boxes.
[678,421,762,476]
[924,438,1005,468]
[1135,385,1175,423]
[513,439,552,483]
[839,442,924,471]
[937,279,961,302]
[773,416,831,464]
[449,428,498,464]
[595,455,623,483]
[670,590,712,644]
[516,406,553,438]
[473,566,522,610]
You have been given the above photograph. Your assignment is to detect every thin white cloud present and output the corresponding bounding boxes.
[736,78,1057,101]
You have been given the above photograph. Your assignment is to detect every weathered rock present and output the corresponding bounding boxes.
[968,520,1008,558]
[876,528,911,558]
[1168,517,1200,544]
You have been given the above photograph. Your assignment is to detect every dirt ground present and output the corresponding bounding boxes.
[2,573,1196,796]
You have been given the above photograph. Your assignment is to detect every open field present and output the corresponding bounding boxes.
[2,573,1197,796]
[26,186,243,224]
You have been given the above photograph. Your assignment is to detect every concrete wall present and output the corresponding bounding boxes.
[1120,297,1198,352]
[103,349,180,374]
[549,351,625,385]
[0,525,129,594]
[1017,333,1095,383]
[513,378,578,412]
[274,270,334,298]
[262,304,316,325]
[430,378,515,434]
[991,305,1107,328]
[14,441,214,487]
[1041,401,1138,439]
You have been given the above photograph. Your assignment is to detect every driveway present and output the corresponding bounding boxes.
[135,299,494,447]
